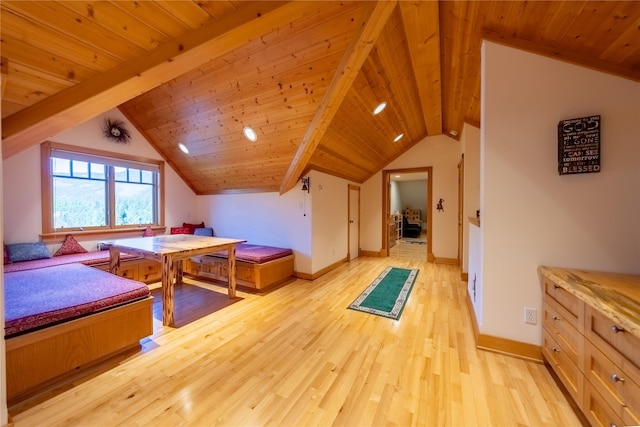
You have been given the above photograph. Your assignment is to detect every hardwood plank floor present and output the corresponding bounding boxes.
[9,244,581,426]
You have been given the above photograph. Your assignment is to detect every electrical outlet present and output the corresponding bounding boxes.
[524,307,537,325]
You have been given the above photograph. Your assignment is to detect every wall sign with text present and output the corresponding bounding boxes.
[557,115,601,175]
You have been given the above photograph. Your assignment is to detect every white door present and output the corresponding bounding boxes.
[348,186,360,261]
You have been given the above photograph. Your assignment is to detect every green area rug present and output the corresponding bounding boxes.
[348,266,419,320]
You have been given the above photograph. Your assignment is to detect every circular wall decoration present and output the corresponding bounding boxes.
[102,118,131,144]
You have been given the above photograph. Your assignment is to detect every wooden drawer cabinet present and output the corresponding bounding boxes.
[543,296,582,367]
[139,260,161,283]
[542,330,583,402]
[540,267,640,427]
[543,278,583,329]
[584,342,640,425]
[543,283,584,402]
[585,305,640,370]
[93,258,161,284]
[583,380,625,427]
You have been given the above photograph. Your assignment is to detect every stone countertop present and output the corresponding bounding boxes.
[539,266,640,339]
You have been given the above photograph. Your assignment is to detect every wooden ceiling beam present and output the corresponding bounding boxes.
[1,1,304,160]
[399,1,443,136]
[279,0,398,194]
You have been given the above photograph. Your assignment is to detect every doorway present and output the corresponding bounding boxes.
[382,167,433,261]
[347,184,360,261]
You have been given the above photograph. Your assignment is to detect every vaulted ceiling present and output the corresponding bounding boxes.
[2,1,639,194]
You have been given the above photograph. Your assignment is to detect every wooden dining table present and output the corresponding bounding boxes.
[103,234,246,326]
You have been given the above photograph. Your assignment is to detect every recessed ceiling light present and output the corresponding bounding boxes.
[393,133,404,142]
[243,126,257,142]
[178,143,189,154]
[395,175,401,178]
[373,101,387,115]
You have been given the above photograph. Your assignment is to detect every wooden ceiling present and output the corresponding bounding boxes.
[2,1,639,194]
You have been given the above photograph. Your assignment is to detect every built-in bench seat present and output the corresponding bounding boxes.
[186,243,294,290]
[4,250,162,283]
[4,263,153,403]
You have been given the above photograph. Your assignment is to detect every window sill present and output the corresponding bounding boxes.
[40,226,167,244]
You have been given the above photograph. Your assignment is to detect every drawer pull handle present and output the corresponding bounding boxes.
[552,347,560,353]
[552,315,560,321]
[611,374,625,383]
[610,424,617,427]
[610,325,625,333]
[553,284,560,289]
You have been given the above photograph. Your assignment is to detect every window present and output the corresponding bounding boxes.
[42,142,164,234]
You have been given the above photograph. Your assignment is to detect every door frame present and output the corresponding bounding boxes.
[458,154,464,269]
[382,167,433,261]
[347,184,360,261]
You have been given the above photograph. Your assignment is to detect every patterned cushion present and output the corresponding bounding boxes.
[6,242,52,263]
[183,222,204,234]
[54,234,88,256]
[170,227,190,234]
[142,226,155,237]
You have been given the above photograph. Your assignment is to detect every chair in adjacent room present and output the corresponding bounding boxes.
[402,216,421,238]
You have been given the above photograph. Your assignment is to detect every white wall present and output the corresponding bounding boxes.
[462,123,481,274]
[310,171,352,272]
[361,134,461,259]
[481,41,640,345]
[2,108,197,248]
[197,170,354,275]
[197,187,312,274]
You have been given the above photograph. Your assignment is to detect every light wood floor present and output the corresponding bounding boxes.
[9,242,581,426]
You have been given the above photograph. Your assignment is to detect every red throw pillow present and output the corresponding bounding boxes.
[170,227,190,234]
[142,226,155,237]
[54,234,88,256]
[183,222,204,234]
[4,244,9,264]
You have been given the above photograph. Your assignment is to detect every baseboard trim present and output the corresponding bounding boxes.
[434,257,458,265]
[465,291,543,363]
[294,257,348,281]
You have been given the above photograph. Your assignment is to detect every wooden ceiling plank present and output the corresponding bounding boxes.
[2,1,146,61]
[1,57,8,98]
[399,1,443,136]
[279,0,398,194]
[0,35,100,84]
[1,2,312,159]
[60,1,171,50]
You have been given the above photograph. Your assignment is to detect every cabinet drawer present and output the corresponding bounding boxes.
[115,264,138,281]
[585,305,640,376]
[543,298,582,368]
[543,279,583,329]
[583,380,625,427]
[584,342,640,425]
[542,330,582,402]
[139,260,161,283]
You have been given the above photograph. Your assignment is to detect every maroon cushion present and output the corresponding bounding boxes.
[210,244,293,264]
[4,263,150,337]
[54,234,88,256]
[170,227,190,235]
[142,226,155,237]
[183,222,204,234]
